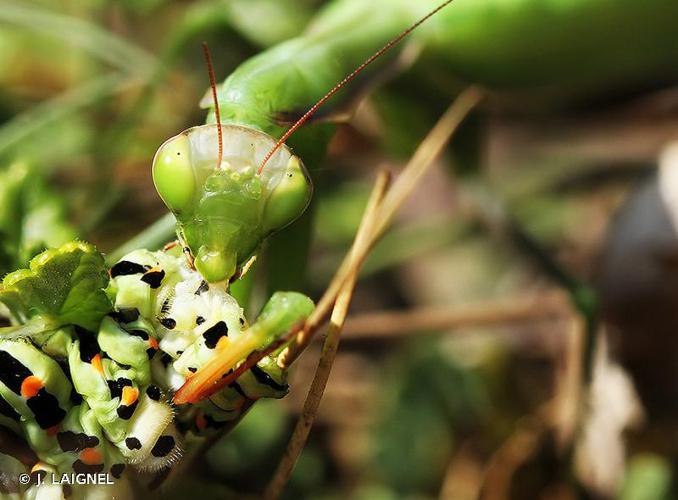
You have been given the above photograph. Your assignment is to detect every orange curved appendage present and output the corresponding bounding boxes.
[31,462,49,473]
[173,335,259,405]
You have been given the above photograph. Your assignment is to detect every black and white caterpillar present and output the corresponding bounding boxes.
[0,243,313,499]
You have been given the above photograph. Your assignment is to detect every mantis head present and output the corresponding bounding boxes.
[152,124,312,283]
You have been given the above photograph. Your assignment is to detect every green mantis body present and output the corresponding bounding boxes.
[217,0,678,117]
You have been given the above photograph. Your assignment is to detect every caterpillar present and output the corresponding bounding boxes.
[0,242,312,500]
[107,247,313,435]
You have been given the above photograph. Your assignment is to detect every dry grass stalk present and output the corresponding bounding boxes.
[263,170,391,499]
[438,442,485,500]
[481,402,555,500]
[553,316,585,451]
[265,87,484,499]
[280,86,484,367]
[342,290,571,339]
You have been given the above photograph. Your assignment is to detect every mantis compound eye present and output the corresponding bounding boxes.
[263,156,313,234]
[152,135,196,214]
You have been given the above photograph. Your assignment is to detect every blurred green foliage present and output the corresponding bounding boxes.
[621,454,674,500]
[0,162,76,277]
[373,346,489,494]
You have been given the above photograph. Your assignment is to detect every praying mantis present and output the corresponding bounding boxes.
[0,1,456,497]
[2,0,678,497]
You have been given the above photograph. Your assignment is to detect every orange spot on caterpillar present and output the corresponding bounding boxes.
[46,425,60,437]
[149,337,159,350]
[20,375,43,398]
[79,447,103,465]
[91,354,104,375]
[121,386,139,406]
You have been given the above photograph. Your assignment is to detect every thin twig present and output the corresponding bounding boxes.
[553,316,585,452]
[457,179,601,491]
[280,86,484,367]
[341,290,571,339]
[481,402,555,500]
[438,442,484,500]
[263,170,391,500]
[460,187,600,381]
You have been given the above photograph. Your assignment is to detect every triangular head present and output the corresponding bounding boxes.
[152,124,312,283]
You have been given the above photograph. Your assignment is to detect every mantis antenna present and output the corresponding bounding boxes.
[202,42,223,169]
[258,0,455,174]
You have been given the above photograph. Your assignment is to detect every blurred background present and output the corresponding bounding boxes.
[2,0,678,498]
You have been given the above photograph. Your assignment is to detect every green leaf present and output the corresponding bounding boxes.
[0,241,111,331]
[0,162,78,277]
